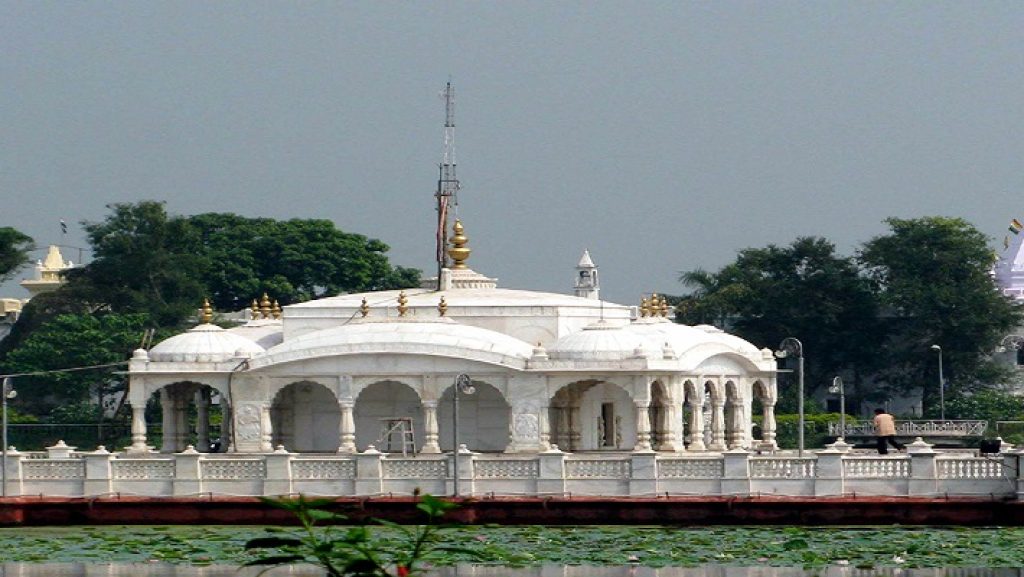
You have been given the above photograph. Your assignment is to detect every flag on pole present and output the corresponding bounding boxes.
[60,219,67,234]
[1010,219,1022,235]
[436,195,449,266]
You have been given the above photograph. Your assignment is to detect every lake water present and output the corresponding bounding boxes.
[2,565,1023,577]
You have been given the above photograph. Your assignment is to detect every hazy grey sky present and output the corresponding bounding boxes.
[4,2,1024,304]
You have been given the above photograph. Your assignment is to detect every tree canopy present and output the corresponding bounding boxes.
[676,218,1022,414]
[677,237,882,409]
[0,227,34,283]
[0,201,421,420]
[859,216,1023,411]
[1,312,159,416]
[59,201,421,326]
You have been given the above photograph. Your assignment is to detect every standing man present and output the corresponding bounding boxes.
[873,408,904,454]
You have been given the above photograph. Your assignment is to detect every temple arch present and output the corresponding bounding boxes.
[751,379,777,449]
[353,380,423,452]
[148,381,225,453]
[437,380,510,452]
[270,381,341,452]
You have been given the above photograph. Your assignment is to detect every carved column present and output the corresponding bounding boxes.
[174,390,190,452]
[196,389,210,452]
[727,401,743,449]
[567,402,582,451]
[538,405,551,450]
[762,400,778,449]
[259,402,273,452]
[129,403,148,453]
[160,388,175,453]
[338,401,356,453]
[710,400,727,451]
[634,401,652,451]
[554,403,570,449]
[687,397,706,451]
[421,401,441,454]
[659,403,682,452]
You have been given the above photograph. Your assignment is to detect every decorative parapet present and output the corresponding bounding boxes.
[2,449,1022,500]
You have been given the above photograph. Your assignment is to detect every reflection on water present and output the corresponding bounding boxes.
[2,564,1023,577]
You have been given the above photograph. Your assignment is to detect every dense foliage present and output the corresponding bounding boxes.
[0,227,34,283]
[0,201,421,421]
[677,217,1023,415]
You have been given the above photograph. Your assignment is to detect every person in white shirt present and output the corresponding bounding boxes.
[873,408,904,454]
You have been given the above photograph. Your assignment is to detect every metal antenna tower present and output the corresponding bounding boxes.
[435,81,460,282]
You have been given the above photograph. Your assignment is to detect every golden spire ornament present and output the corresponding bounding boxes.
[250,299,259,319]
[659,296,670,318]
[397,291,409,317]
[271,300,282,320]
[639,296,650,318]
[447,220,471,269]
[200,299,213,324]
[359,297,370,318]
[259,293,272,319]
[437,296,448,317]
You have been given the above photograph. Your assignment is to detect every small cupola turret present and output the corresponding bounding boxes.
[574,249,599,300]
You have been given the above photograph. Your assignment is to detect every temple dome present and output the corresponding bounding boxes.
[549,319,763,363]
[149,324,265,362]
[548,321,661,361]
[252,318,534,369]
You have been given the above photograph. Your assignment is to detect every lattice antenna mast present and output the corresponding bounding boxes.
[435,81,461,281]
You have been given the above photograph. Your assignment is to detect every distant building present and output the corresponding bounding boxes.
[0,245,75,342]
[20,245,74,299]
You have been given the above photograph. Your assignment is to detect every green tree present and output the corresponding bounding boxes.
[181,212,421,311]
[0,227,34,282]
[677,237,883,409]
[59,202,421,324]
[67,201,207,327]
[859,216,1023,413]
[1,313,160,417]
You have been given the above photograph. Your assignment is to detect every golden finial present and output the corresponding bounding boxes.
[659,296,670,318]
[359,297,369,318]
[200,298,213,324]
[250,299,259,319]
[259,293,272,319]
[397,291,409,317]
[639,296,650,318]
[438,296,448,317]
[447,220,471,269]
[271,299,282,320]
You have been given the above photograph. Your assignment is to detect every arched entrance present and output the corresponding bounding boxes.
[270,381,340,452]
[752,380,777,449]
[150,382,224,453]
[353,381,423,452]
[551,380,634,451]
[436,380,510,452]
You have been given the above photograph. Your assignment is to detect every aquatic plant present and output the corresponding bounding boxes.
[244,494,483,577]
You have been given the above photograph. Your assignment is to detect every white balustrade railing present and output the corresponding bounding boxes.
[843,457,911,479]
[291,458,356,480]
[565,459,631,479]
[113,459,176,480]
[658,458,723,478]
[200,459,266,480]
[937,457,1005,480]
[383,458,447,479]
[750,457,816,479]
[474,458,539,479]
[4,445,1024,499]
[22,459,85,480]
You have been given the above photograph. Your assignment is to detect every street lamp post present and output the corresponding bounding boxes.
[829,376,845,439]
[775,338,805,457]
[2,377,16,498]
[930,345,945,421]
[451,373,475,498]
